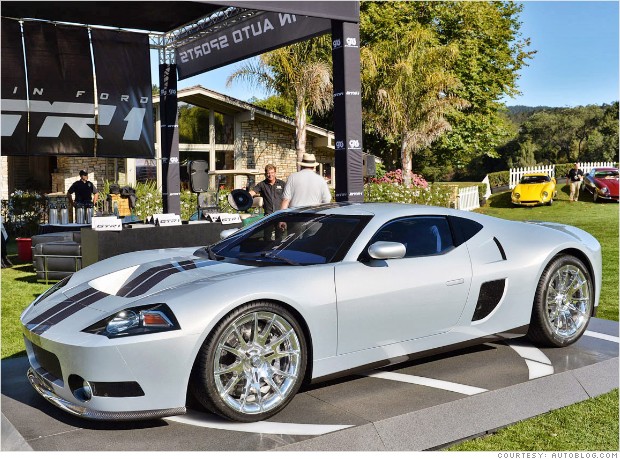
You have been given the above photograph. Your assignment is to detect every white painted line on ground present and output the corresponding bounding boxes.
[584,330,620,344]
[508,342,554,379]
[164,410,354,435]
[362,370,487,395]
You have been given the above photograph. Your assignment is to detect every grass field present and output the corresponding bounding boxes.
[1,185,617,450]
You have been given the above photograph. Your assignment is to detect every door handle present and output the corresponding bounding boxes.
[446,278,464,286]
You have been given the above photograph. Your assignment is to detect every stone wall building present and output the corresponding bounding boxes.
[1,85,335,199]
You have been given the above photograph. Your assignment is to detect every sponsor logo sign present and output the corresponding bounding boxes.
[176,11,331,79]
[152,213,182,227]
[92,216,122,231]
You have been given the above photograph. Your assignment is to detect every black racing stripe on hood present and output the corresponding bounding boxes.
[121,259,203,298]
[116,264,176,297]
[29,289,109,335]
[27,287,101,329]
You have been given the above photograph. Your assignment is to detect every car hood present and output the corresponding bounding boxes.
[594,177,619,193]
[513,182,552,196]
[21,247,256,336]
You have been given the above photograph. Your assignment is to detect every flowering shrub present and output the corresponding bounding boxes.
[4,190,46,237]
[370,169,429,188]
[364,182,455,208]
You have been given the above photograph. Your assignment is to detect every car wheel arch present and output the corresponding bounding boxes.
[531,247,597,315]
[187,298,315,393]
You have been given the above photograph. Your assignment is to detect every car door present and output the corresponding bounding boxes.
[335,216,473,355]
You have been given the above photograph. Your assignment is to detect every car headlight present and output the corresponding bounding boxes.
[542,191,549,199]
[83,304,180,338]
[513,192,520,199]
[600,187,609,195]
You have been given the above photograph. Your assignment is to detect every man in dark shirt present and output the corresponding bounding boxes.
[565,162,584,202]
[67,170,99,207]
[250,164,286,215]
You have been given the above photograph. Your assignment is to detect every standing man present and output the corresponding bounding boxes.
[249,164,286,215]
[280,153,331,209]
[566,162,584,202]
[67,169,99,210]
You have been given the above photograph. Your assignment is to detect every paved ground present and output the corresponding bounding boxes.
[2,318,618,451]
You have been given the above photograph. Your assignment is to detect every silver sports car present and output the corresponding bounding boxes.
[21,203,601,422]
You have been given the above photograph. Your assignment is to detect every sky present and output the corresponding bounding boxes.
[151,1,620,108]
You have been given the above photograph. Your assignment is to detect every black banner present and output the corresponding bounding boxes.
[22,22,95,155]
[208,1,360,22]
[159,64,181,215]
[176,11,331,79]
[91,29,154,158]
[332,21,364,202]
[1,18,28,155]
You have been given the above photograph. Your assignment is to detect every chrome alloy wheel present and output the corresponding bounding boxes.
[545,264,591,339]
[213,311,302,415]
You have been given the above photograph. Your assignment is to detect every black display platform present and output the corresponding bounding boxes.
[81,221,242,267]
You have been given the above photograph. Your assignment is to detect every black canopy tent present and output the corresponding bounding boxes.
[1,1,364,212]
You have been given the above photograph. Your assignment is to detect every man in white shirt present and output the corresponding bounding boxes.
[280,153,331,209]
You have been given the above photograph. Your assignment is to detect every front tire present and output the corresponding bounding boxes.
[593,192,599,203]
[190,302,307,422]
[527,255,593,347]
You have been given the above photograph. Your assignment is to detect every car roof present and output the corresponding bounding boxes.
[283,202,457,218]
[592,167,618,172]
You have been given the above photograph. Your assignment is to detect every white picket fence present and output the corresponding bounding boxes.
[509,162,616,189]
[457,186,480,211]
[509,165,555,189]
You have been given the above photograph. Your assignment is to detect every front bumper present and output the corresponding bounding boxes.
[511,199,545,206]
[27,367,186,420]
[22,322,200,420]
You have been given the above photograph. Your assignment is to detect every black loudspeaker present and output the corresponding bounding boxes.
[363,154,377,177]
[228,189,253,212]
[188,160,209,192]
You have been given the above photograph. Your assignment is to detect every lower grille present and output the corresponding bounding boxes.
[30,341,63,382]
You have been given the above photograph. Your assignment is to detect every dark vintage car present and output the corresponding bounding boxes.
[582,167,619,202]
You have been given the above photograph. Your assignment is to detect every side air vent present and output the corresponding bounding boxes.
[493,237,507,260]
[472,279,506,321]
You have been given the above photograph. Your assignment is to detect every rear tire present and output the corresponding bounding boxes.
[527,255,593,347]
[190,301,307,422]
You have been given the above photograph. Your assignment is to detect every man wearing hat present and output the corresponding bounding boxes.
[67,170,99,210]
[280,153,331,209]
[565,162,584,202]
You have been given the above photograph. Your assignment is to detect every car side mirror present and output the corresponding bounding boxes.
[367,241,406,260]
[220,228,240,239]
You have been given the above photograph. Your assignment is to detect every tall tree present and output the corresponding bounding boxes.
[361,1,534,176]
[362,24,469,186]
[227,37,333,168]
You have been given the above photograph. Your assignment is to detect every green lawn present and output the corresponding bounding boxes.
[1,187,617,450]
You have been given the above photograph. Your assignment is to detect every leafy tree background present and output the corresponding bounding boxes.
[173,1,617,180]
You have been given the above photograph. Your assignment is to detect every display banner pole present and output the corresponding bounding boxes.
[331,21,364,202]
[159,63,181,215]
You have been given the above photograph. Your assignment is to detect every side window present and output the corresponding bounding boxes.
[369,216,455,257]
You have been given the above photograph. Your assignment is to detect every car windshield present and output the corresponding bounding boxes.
[520,175,550,184]
[201,213,371,266]
[594,171,619,179]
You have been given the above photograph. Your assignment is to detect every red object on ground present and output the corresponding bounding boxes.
[16,237,32,262]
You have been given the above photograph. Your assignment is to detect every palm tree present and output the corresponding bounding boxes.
[362,25,469,186]
[227,37,333,169]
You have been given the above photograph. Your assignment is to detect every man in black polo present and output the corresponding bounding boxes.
[565,162,584,202]
[249,164,286,215]
[67,170,99,208]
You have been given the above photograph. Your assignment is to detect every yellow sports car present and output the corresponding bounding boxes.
[511,173,557,206]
